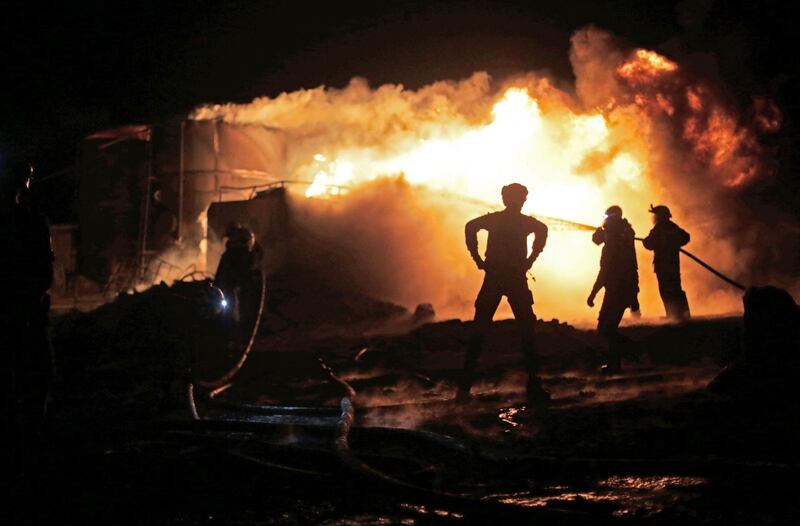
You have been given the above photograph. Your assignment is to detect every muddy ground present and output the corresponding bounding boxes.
[19,286,798,525]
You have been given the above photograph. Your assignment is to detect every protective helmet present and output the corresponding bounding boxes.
[224,221,244,239]
[648,204,672,218]
[604,205,622,218]
[501,183,528,207]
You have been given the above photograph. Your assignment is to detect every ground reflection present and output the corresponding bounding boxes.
[488,475,707,517]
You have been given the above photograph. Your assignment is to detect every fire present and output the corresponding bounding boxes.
[617,49,678,85]
[304,87,622,229]
[190,27,779,321]
[280,86,648,318]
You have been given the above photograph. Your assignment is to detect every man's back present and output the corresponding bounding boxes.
[643,220,690,273]
[600,218,638,281]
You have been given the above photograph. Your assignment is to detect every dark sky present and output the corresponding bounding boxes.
[2,0,798,181]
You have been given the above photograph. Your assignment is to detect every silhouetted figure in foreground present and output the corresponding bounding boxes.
[215,223,263,330]
[643,205,690,321]
[0,159,54,493]
[710,286,800,408]
[587,206,640,373]
[460,183,549,405]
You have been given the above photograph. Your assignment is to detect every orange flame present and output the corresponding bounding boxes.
[617,49,678,85]
[190,30,779,321]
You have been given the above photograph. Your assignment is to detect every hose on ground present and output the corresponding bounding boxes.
[198,269,267,391]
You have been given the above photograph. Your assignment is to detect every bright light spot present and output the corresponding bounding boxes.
[305,159,354,197]
[606,153,643,188]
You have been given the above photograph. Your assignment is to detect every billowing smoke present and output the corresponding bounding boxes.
[191,26,793,323]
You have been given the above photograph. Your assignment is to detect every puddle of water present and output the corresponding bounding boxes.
[487,475,707,517]
[498,406,524,428]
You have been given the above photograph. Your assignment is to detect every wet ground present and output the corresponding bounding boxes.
[32,300,799,525]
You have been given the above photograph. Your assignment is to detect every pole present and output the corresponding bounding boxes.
[178,120,185,242]
[139,139,153,279]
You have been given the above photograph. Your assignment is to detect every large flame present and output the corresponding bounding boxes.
[191,27,781,322]
[304,87,629,227]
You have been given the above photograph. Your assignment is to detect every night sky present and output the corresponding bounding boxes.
[2,0,798,221]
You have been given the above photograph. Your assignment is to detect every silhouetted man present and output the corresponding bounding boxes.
[587,205,639,373]
[0,159,54,490]
[215,223,262,328]
[643,205,690,321]
[460,183,549,405]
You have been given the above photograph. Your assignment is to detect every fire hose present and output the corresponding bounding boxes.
[539,216,748,291]
[332,398,594,522]
[442,190,748,291]
[179,337,796,521]
[186,270,268,419]
[198,269,268,390]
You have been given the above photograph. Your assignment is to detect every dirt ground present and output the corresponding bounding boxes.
[26,285,797,525]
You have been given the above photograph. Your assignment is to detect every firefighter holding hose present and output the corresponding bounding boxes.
[587,205,640,373]
[460,183,550,406]
[643,205,691,321]
[215,223,262,324]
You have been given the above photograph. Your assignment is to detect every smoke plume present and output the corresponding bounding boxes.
[191,26,794,322]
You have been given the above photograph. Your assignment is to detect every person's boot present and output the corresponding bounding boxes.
[601,335,623,375]
[600,362,622,375]
[526,376,551,408]
[455,373,473,404]
[455,387,472,404]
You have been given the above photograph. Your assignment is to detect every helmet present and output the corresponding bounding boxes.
[501,183,528,207]
[604,205,622,218]
[224,221,244,239]
[648,204,672,219]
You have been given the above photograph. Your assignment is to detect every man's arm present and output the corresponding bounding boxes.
[587,267,605,307]
[642,228,657,251]
[465,214,491,269]
[526,217,548,267]
[592,227,605,246]
[674,224,690,247]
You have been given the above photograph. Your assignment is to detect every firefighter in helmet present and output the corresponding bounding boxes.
[460,183,550,405]
[643,205,691,321]
[587,205,640,373]
[0,158,54,483]
[214,223,263,331]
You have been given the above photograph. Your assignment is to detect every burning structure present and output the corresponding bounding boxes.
[75,120,285,286]
[58,27,792,323]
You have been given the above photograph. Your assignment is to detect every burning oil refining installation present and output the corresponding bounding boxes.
[50,119,295,307]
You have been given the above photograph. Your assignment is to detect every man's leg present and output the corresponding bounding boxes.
[507,282,549,402]
[458,279,501,399]
[656,273,675,319]
[598,293,626,373]
[674,274,691,320]
[658,271,690,321]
